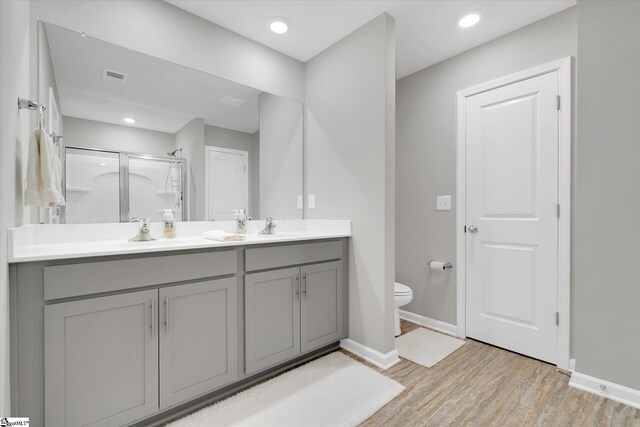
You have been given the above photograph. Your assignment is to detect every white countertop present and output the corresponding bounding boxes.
[8,220,351,263]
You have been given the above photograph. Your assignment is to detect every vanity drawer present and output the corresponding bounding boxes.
[245,240,342,272]
[44,250,237,300]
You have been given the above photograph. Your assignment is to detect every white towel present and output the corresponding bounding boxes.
[24,130,42,206]
[25,129,66,207]
[203,230,245,241]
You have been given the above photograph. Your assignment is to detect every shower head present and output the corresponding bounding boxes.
[167,148,183,157]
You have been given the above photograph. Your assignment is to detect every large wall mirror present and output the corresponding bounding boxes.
[37,22,303,223]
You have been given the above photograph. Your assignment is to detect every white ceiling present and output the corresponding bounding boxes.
[166,0,575,79]
[46,23,261,134]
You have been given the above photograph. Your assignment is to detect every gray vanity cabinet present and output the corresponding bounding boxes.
[245,258,344,375]
[159,278,237,409]
[38,250,239,426]
[15,242,346,427]
[300,261,343,353]
[245,267,301,375]
[44,289,159,427]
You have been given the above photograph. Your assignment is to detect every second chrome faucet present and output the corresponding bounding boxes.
[259,217,277,235]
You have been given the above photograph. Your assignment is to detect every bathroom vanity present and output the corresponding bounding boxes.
[9,221,350,426]
[11,17,350,426]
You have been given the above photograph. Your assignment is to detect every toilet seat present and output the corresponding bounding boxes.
[394,282,412,295]
[393,282,413,337]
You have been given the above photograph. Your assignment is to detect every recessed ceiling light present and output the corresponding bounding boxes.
[270,17,290,34]
[99,163,107,167]
[459,13,480,28]
[123,117,135,124]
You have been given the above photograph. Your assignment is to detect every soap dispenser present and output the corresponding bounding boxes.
[163,209,176,238]
[235,209,247,235]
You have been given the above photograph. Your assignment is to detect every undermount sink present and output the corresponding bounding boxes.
[118,239,186,247]
[254,232,299,238]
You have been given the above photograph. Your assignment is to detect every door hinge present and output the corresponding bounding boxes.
[556,203,560,219]
[555,312,560,326]
[556,95,561,111]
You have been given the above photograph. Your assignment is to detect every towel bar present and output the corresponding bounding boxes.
[18,98,64,144]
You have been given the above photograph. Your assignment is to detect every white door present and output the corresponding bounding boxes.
[465,71,559,364]
[205,147,248,221]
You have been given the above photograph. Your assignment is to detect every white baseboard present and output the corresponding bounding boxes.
[568,359,576,372]
[399,310,459,337]
[340,338,400,370]
[569,371,640,410]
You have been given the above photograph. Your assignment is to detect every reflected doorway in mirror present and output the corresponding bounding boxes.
[205,146,249,221]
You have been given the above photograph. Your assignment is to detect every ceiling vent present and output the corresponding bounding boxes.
[103,69,127,85]
[219,96,245,108]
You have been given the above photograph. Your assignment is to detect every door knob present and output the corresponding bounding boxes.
[468,225,479,233]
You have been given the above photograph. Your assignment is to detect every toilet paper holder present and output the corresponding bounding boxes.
[429,260,453,270]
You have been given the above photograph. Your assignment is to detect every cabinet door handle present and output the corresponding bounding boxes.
[150,299,155,338]
[164,296,169,334]
[302,273,307,299]
[295,274,300,300]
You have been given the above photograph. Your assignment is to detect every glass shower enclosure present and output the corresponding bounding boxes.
[63,147,186,224]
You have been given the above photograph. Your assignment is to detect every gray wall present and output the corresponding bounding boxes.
[259,94,303,220]
[62,116,175,156]
[175,118,205,221]
[306,14,397,354]
[29,0,304,102]
[205,125,260,219]
[0,0,31,415]
[396,8,577,326]
[574,0,640,390]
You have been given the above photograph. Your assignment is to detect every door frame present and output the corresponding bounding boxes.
[204,145,249,221]
[125,152,188,222]
[455,57,572,370]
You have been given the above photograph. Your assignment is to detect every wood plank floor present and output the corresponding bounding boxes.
[342,320,640,427]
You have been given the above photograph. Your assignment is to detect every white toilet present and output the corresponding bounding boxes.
[394,282,413,336]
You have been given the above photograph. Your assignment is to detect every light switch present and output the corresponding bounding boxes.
[308,194,316,209]
[437,195,452,211]
[297,195,303,210]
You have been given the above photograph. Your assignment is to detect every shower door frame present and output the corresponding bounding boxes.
[123,152,187,223]
[62,146,187,224]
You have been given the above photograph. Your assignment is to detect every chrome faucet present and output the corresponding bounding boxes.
[259,217,277,235]
[129,218,156,242]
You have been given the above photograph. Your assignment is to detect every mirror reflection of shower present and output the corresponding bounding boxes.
[62,146,187,224]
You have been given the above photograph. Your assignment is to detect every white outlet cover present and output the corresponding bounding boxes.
[308,194,316,209]
[437,195,452,211]
[297,195,303,210]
